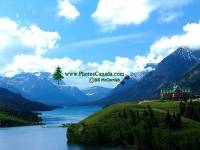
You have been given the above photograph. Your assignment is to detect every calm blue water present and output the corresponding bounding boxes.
[0,106,122,150]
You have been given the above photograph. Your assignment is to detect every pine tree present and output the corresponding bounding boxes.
[165,111,171,128]
[175,113,181,130]
[179,100,185,115]
[147,105,154,119]
[53,66,64,85]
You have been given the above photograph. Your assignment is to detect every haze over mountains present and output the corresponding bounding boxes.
[96,47,200,105]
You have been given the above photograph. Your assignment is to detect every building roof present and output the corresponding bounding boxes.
[161,84,191,94]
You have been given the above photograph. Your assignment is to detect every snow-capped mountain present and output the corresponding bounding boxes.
[82,86,111,101]
[129,71,148,81]
[96,47,200,105]
[0,72,90,105]
[170,47,198,61]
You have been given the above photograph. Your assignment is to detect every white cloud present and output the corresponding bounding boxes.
[19,25,60,55]
[2,55,134,77]
[131,21,200,71]
[149,21,200,60]
[0,17,60,66]
[3,21,200,78]
[1,55,132,88]
[1,18,200,88]
[92,0,192,31]
[57,0,80,21]
[92,0,155,31]
[2,55,83,77]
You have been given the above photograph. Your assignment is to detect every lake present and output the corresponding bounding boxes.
[0,106,122,150]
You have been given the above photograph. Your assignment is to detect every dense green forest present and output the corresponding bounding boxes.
[0,107,42,127]
[68,100,200,150]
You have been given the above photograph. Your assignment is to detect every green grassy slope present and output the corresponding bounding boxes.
[68,100,200,150]
[0,107,42,127]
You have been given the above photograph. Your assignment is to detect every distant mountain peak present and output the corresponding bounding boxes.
[129,71,148,81]
[97,47,199,106]
[82,86,111,101]
[0,72,90,105]
[172,47,197,61]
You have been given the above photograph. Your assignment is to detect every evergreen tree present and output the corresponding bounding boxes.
[179,100,185,115]
[171,113,176,129]
[147,105,154,119]
[175,113,181,130]
[53,66,64,85]
[165,111,171,128]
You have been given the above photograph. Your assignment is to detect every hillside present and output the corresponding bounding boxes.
[104,72,147,99]
[0,87,55,111]
[179,61,200,95]
[0,107,42,127]
[68,100,200,149]
[97,47,199,105]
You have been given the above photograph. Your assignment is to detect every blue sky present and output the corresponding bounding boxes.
[0,0,200,88]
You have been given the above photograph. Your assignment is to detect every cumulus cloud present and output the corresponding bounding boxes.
[149,21,200,60]
[92,0,192,31]
[1,55,134,88]
[92,0,155,31]
[19,25,60,55]
[1,17,200,88]
[2,55,83,77]
[2,55,135,77]
[3,21,200,77]
[57,0,80,21]
[130,21,200,71]
[0,17,60,66]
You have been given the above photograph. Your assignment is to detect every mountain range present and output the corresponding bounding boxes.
[82,86,111,101]
[0,87,54,111]
[0,72,112,106]
[0,47,199,107]
[102,71,148,100]
[0,72,90,105]
[96,47,200,105]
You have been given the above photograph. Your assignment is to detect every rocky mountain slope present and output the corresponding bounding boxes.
[97,47,200,105]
